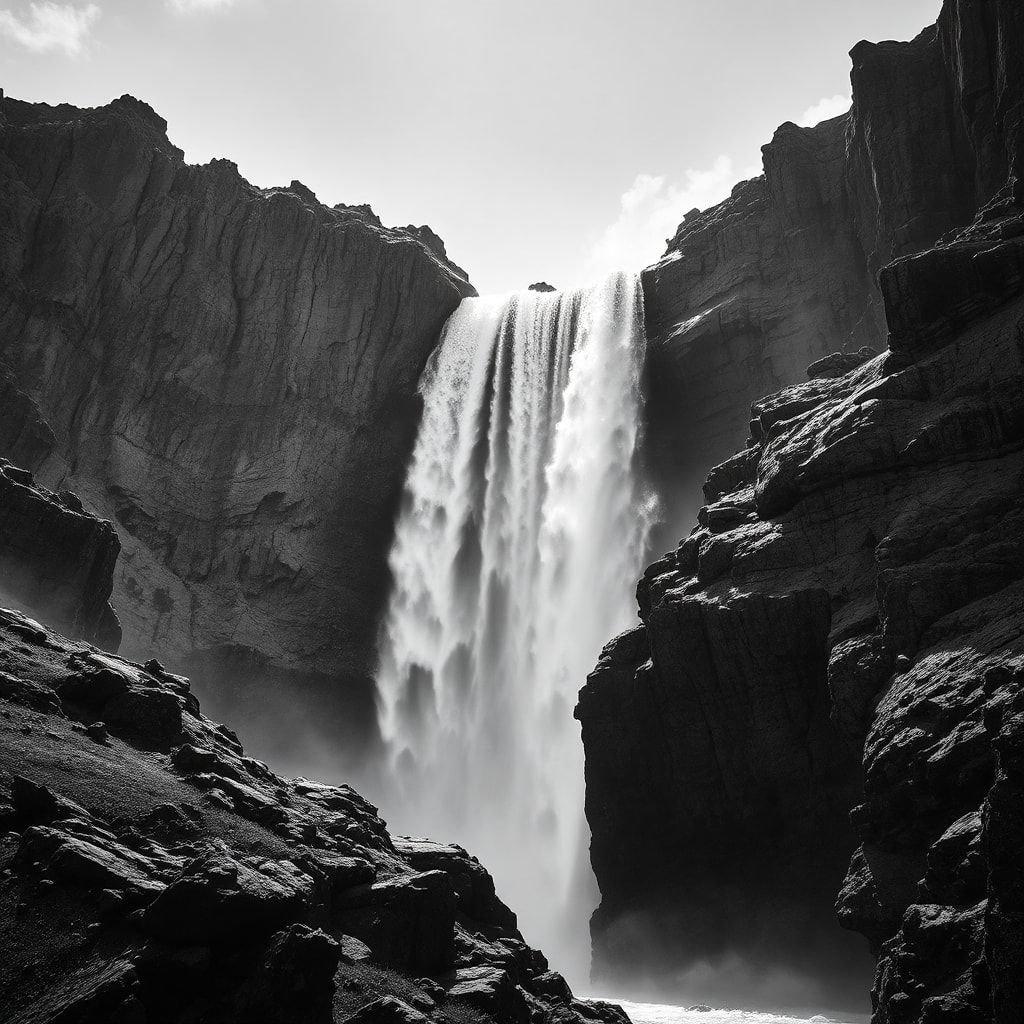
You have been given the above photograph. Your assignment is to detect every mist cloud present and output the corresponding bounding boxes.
[0,1,99,55]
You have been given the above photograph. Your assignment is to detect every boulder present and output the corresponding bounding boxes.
[143,845,312,943]
[333,871,456,972]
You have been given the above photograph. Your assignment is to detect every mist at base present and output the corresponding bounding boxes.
[371,273,655,986]
[615,999,866,1024]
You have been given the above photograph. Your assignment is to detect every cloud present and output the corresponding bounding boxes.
[0,1,99,55]
[798,93,851,127]
[583,155,760,281]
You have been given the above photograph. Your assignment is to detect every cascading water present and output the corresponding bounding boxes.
[375,271,655,983]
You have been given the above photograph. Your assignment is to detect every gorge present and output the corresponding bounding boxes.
[0,0,1023,1022]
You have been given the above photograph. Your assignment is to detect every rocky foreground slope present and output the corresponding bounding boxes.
[0,486,626,1024]
[580,85,1024,1024]
[0,90,474,769]
[641,0,1024,540]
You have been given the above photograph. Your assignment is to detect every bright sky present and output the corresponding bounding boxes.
[1,0,941,294]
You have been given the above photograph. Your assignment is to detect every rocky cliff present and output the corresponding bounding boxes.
[0,460,120,649]
[0,608,634,1024]
[0,91,474,771]
[581,0,1024,1017]
[641,0,1024,543]
[0,473,626,1024]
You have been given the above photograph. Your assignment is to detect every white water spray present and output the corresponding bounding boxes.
[375,271,654,983]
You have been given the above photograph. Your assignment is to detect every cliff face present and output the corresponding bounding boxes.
[0,565,627,1024]
[0,460,120,649]
[581,0,1024,1015]
[642,0,1024,540]
[0,93,474,768]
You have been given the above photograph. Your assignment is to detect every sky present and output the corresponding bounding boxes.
[1,0,942,294]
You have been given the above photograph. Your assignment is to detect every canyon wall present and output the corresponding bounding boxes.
[642,0,1022,541]
[0,92,474,769]
[582,0,1024,1016]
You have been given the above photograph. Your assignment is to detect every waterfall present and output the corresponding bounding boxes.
[375,271,654,983]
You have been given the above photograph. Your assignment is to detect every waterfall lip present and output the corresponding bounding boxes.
[372,271,654,986]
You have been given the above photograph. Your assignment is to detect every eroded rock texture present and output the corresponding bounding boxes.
[0,91,474,768]
[0,605,629,1024]
[581,4,1024,1015]
[642,0,1024,541]
[0,459,119,649]
[582,220,1024,1016]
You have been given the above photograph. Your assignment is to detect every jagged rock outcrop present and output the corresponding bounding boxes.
[642,0,1024,541]
[0,459,119,649]
[0,602,629,1024]
[580,138,1024,1024]
[581,4,1024,1015]
[0,91,474,768]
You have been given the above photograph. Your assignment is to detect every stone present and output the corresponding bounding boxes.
[343,996,429,1024]
[142,845,313,943]
[333,871,457,973]
[103,688,183,751]
[234,924,340,1024]
[446,965,528,1024]
[9,777,89,826]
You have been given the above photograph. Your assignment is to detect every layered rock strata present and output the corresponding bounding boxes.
[641,0,1024,541]
[0,91,474,768]
[580,161,1024,1016]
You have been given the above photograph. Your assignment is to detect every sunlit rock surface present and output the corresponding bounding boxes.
[0,600,633,1024]
[581,2,1024,1017]
[0,90,474,769]
[641,0,1024,541]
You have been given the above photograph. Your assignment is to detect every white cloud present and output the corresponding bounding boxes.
[582,155,760,281]
[0,1,99,55]
[798,93,851,127]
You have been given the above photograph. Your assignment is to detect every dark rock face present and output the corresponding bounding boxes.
[642,0,1024,542]
[581,152,1024,1024]
[0,90,474,767]
[0,607,628,1024]
[0,459,120,648]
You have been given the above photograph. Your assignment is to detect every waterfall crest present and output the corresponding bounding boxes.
[375,271,654,981]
